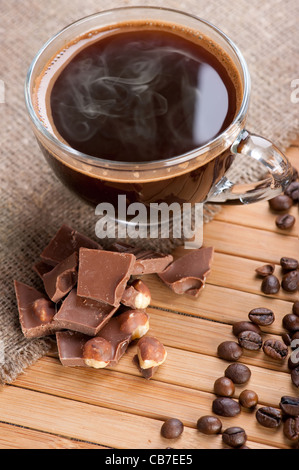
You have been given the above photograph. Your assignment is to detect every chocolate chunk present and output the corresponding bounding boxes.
[14,280,60,338]
[53,288,119,336]
[32,260,53,278]
[40,224,101,266]
[42,252,78,303]
[158,247,214,296]
[77,248,135,306]
[56,330,89,367]
[132,354,158,380]
[255,264,275,277]
[109,241,173,275]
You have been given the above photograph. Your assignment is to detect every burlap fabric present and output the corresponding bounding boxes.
[1,0,298,384]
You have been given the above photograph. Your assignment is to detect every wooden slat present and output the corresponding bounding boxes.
[0,422,104,449]
[0,385,276,449]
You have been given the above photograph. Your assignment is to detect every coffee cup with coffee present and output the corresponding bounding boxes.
[25,6,292,232]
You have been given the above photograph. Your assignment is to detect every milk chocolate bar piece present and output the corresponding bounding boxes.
[42,252,78,303]
[56,330,89,367]
[14,280,61,338]
[56,314,132,367]
[77,248,136,306]
[158,246,214,296]
[53,288,119,336]
[132,354,158,380]
[40,224,102,266]
[33,260,53,278]
[109,241,173,275]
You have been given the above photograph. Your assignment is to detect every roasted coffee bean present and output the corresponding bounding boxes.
[281,270,299,292]
[256,406,282,428]
[293,301,299,316]
[161,418,184,439]
[214,377,235,397]
[276,214,296,230]
[239,390,258,409]
[255,264,275,277]
[261,275,280,294]
[284,181,299,202]
[217,341,243,362]
[196,415,222,435]
[283,417,299,441]
[268,194,293,211]
[282,332,292,346]
[280,257,299,271]
[248,307,275,326]
[224,363,251,384]
[283,313,299,333]
[280,396,299,417]
[291,367,299,387]
[212,397,241,417]
[238,330,263,351]
[232,321,261,337]
[263,339,288,361]
[222,427,247,448]
[288,349,299,370]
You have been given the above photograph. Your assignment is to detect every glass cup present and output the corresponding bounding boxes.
[25,6,292,223]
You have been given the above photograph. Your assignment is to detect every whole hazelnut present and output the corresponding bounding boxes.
[119,310,150,340]
[137,336,167,369]
[83,337,112,369]
[121,279,151,309]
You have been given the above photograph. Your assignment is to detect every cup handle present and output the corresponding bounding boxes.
[207,130,293,204]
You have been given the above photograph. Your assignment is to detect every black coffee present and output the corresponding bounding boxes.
[40,22,241,162]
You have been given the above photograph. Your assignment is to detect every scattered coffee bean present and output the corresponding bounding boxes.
[280,396,299,417]
[212,397,241,417]
[283,416,299,441]
[248,307,275,326]
[196,415,222,435]
[238,330,263,351]
[261,275,280,294]
[214,377,235,397]
[293,301,299,317]
[255,264,275,277]
[161,418,184,439]
[232,321,261,337]
[217,341,243,362]
[280,257,299,271]
[263,338,288,361]
[268,194,293,211]
[284,181,299,202]
[281,270,299,292]
[239,390,258,409]
[276,214,296,230]
[291,367,299,387]
[288,350,299,370]
[256,406,282,428]
[283,313,299,333]
[224,363,251,384]
[282,332,292,346]
[222,427,247,448]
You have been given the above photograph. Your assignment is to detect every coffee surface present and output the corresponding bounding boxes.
[38,22,241,163]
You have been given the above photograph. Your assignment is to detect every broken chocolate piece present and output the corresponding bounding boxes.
[42,252,78,303]
[158,246,214,296]
[40,224,101,266]
[109,241,173,275]
[14,280,61,338]
[133,354,158,380]
[77,248,135,306]
[53,288,119,336]
[33,260,53,278]
[56,330,89,367]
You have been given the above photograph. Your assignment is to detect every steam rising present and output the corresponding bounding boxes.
[51,37,229,161]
